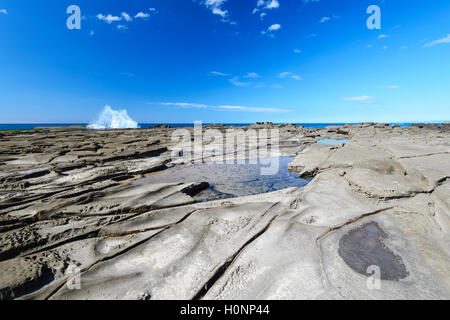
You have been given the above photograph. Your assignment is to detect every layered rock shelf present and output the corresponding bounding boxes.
[0,123,449,300]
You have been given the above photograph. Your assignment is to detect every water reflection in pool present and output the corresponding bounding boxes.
[135,157,309,202]
[317,139,349,144]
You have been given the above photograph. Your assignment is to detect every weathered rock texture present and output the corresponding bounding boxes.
[0,123,449,300]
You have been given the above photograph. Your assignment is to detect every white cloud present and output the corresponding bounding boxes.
[271,84,283,89]
[320,14,339,23]
[423,34,450,47]
[90,30,95,36]
[264,0,280,9]
[382,46,389,50]
[343,96,375,103]
[229,76,250,87]
[378,34,389,39]
[262,24,281,35]
[212,7,227,17]
[210,71,229,76]
[293,49,301,53]
[96,9,157,28]
[0,9,7,15]
[203,0,229,18]
[135,12,150,19]
[254,0,280,11]
[401,46,408,49]
[97,14,122,24]
[153,102,290,113]
[279,72,302,80]
[268,24,281,31]
[378,85,400,89]
[121,12,132,22]
[244,72,260,78]
[253,0,279,19]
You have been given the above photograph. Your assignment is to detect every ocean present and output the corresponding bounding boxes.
[0,123,416,130]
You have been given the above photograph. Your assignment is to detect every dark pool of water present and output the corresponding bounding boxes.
[338,222,409,281]
[135,157,309,202]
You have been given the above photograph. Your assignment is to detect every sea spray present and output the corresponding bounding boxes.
[88,106,139,129]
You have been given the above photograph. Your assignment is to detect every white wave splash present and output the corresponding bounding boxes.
[88,106,139,130]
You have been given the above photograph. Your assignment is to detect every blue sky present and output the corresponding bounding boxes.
[0,0,449,123]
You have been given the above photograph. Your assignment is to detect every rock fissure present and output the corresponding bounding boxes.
[192,215,279,300]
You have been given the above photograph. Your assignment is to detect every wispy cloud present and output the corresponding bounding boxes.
[151,102,290,113]
[229,76,250,87]
[244,72,260,79]
[121,12,132,22]
[96,9,157,26]
[256,0,280,10]
[293,49,301,53]
[0,9,7,15]
[378,85,399,89]
[210,71,229,76]
[252,0,280,23]
[343,96,375,103]
[202,0,229,18]
[378,34,389,39]
[279,72,303,81]
[135,12,150,19]
[262,23,281,35]
[320,15,338,23]
[97,14,122,24]
[423,34,450,47]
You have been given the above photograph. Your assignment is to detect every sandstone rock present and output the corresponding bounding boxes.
[0,123,448,300]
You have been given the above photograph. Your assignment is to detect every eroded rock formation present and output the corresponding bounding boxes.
[0,123,449,300]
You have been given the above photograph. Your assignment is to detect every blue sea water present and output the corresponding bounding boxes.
[0,123,417,130]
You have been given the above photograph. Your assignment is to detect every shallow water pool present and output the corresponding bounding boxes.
[135,157,309,202]
[317,139,349,144]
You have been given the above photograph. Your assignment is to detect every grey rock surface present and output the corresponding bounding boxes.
[0,123,449,300]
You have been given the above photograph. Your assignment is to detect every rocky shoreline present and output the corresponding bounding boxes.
[0,123,449,300]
